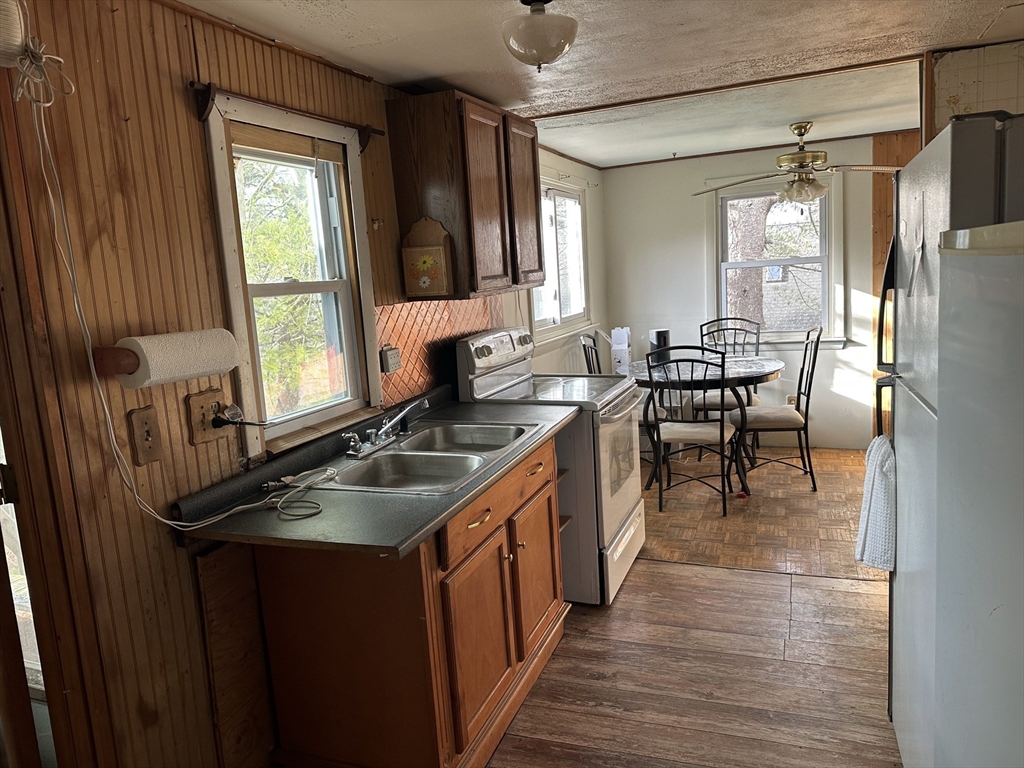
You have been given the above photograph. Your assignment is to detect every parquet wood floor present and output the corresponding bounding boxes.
[489,559,901,768]
[640,447,885,581]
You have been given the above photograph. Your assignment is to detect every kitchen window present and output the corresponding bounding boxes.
[532,187,588,331]
[713,174,845,342]
[205,97,381,456]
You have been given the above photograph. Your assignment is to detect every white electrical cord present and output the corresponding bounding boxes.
[13,0,326,530]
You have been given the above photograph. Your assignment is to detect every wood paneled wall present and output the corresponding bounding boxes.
[0,1,473,765]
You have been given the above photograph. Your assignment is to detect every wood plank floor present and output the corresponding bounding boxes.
[489,559,900,768]
[640,448,885,580]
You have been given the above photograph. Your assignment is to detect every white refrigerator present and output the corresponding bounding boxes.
[889,112,1024,768]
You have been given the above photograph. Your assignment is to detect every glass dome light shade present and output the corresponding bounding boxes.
[501,3,578,72]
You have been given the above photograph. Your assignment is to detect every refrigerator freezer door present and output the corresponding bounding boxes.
[891,380,938,768]
[895,116,1001,411]
[934,227,1024,767]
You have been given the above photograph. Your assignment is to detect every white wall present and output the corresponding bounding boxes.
[504,150,609,375]
[601,138,878,449]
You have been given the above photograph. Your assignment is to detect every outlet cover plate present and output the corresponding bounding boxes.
[380,345,402,374]
[127,406,163,466]
[187,389,224,446]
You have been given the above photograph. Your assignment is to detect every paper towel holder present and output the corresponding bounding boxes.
[93,346,140,377]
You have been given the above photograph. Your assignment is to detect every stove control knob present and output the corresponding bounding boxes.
[519,334,533,345]
[474,347,486,359]
[481,345,494,357]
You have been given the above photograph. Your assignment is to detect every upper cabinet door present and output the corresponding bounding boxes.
[461,101,513,294]
[504,115,545,287]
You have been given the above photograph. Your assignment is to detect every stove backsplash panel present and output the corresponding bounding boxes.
[375,296,504,406]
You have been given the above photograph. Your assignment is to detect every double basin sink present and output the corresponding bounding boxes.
[326,423,536,495]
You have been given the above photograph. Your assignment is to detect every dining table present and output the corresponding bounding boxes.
[628,355,786,496]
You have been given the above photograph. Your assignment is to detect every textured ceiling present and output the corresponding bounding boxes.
[181,0,1019,117]
[537,62,921,168]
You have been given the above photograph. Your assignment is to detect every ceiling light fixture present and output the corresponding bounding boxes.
[777,172,827,204]
[501,0,578,73]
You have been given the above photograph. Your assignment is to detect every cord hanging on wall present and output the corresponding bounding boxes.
[554,171,598,188]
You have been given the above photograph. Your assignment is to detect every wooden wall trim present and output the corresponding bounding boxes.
[0,76,116,767]
[921,52,936,146]
[537,144,601,171]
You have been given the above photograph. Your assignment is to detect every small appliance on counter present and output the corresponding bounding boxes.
[456,327,645,604]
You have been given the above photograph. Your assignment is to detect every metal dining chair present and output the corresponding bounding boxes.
[694,317,762,412]
[580,332,601,374]
[729,327,823,490]
[644,346,737,516]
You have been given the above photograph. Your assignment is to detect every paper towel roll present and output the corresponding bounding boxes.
[114,329,239,389]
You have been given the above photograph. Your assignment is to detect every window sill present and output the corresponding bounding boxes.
[265,405,379,455]
[760,336,847,352]
[533,318,596,349]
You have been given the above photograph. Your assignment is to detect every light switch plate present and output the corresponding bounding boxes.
[186,389,225,446]
[127,406,163,466]
[380,345,402,374]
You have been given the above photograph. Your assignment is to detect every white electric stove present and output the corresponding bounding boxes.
[456,327,645,604]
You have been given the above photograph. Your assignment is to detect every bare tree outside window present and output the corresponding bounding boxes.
[721,193,827,333]
[533,188,586,329]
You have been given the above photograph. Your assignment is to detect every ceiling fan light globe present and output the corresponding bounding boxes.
[501,4,578,71]
[806,178,827,200]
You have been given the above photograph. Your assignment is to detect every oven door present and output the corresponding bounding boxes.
[594,385,643,548]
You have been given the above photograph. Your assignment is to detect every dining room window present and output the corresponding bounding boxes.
[718,190,829,335]
[532,187,588,331]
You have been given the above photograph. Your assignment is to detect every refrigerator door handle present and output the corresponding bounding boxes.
[877,237,896,373]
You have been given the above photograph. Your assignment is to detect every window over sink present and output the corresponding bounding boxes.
[205,97,382,457]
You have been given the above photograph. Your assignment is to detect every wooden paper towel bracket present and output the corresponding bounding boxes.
[93,347,140,377]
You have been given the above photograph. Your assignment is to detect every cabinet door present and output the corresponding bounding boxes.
[461,100,513,294]
[508,484,563,662]
[441,526,517,753]
[504,115,545,287]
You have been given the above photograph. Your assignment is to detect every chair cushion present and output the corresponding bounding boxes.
[730,405,805,429]
[693,391,762,411]
[657,421,736,445]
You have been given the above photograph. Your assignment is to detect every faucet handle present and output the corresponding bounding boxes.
[366,428,379,445]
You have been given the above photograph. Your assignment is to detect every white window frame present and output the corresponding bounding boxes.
[703,174,845,345]
[205,93,381,457]
[531,179,591,340]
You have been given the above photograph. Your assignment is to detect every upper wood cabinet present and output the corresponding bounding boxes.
[386,91,546,299]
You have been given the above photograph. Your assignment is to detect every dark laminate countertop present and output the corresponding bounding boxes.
[185,402,579,558]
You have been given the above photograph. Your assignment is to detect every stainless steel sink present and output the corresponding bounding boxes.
[400,424,528,454]
[330,451,485,494]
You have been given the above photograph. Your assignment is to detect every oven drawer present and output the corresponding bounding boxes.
[441,440,555,570]
[602,499,645,604]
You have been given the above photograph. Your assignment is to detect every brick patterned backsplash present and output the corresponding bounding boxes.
[375,296,505,406]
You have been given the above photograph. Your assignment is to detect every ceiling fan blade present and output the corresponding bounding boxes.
[823,164,903,173]
[692,172,790,196]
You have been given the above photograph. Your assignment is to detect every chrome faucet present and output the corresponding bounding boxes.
[379,397,429,441]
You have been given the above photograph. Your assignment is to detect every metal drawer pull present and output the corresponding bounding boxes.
[518,541,527,549]
[525,461,545,477]
[466,508,492,530]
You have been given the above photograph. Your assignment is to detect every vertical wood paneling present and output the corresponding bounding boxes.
[0,2,514,766]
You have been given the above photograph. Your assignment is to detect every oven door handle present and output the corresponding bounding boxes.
[599,391,643,425]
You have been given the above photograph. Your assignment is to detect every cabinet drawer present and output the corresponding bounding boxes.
[441,440,555,570]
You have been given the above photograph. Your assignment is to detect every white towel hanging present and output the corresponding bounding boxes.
[856,435,896,571]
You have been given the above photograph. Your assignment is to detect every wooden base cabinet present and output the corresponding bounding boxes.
[257,440,568,768]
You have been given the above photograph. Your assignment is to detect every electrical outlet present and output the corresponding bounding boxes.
[787,395,797,405]
[186,388,225,446]
[127,406,163,466]
[380,344,402,374]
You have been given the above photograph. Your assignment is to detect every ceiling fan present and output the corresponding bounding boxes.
[692,122,903,201]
